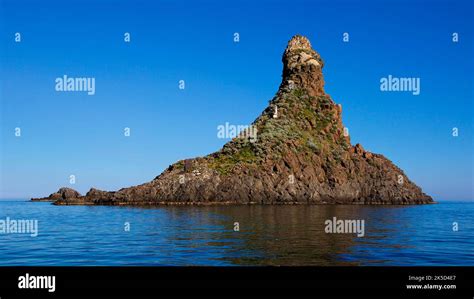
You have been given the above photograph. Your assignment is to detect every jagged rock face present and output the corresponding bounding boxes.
[280,35,325,97]
[46,35,432,206]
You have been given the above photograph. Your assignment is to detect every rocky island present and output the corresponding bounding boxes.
[33,35,433,206]
[31,187,81,202]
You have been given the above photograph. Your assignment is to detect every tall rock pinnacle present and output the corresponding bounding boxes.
[36,35,433,206]
[281,35,325,96]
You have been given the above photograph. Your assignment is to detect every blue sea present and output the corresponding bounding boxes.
[0,200,472,266]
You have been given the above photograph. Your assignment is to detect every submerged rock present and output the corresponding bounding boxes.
[36,35,432,206]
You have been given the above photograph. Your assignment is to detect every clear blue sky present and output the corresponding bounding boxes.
[1,0,472,200]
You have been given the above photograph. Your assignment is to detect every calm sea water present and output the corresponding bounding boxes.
[0,200,472,266]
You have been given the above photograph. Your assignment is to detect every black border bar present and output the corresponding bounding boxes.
[0,266,473,298]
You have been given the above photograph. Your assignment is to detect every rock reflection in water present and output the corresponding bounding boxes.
[158,205,409,266]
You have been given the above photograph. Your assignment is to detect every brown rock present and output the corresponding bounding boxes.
[42,35,432,206]
[31,187,81,202]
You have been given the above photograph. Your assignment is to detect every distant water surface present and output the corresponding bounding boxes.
[0,200,472,266]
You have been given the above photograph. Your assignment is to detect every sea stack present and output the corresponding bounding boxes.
[34,35,433,205]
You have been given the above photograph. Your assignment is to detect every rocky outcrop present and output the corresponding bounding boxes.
[31,187,81,202]
[34,35,433,206]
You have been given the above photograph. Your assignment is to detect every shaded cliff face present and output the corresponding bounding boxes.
[41,35,432,205]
